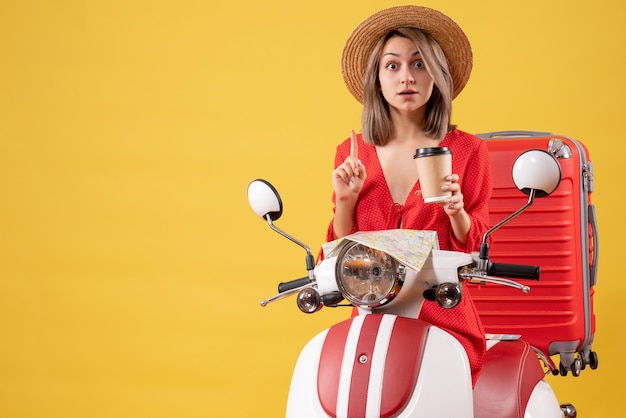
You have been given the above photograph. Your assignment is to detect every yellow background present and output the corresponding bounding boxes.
[0,0,623,417]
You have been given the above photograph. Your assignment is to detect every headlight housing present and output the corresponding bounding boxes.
[335,241,405,308]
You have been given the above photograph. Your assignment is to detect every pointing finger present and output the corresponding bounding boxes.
[350,130,358,159]
[350,130,361,177]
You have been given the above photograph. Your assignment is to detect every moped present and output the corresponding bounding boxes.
[248,149,577,417]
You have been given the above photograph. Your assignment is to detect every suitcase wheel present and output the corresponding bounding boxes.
[578,349,599,371]
[559,356,583,377]
[579,350,587,371]
[588,351,599,369]
[559,350,599,376]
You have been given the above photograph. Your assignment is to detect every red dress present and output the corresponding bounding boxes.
[325,128,492,385]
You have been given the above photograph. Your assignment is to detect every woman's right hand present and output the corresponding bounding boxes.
[332,130,366,200]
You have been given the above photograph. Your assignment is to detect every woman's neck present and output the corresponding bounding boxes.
[388,107,432,144]
[388,119,439,148]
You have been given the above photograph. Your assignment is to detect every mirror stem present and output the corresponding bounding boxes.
[265,215,316,279]
[478,189,536,271]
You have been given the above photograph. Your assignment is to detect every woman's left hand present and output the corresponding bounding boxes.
[440,174,464,216]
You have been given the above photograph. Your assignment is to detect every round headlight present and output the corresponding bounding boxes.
[335,241,405,308]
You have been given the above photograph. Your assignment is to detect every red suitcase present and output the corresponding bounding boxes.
[468,130,599,376]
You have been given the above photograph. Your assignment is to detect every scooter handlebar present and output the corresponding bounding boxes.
[488,262,540,280]
[278,277,312,293]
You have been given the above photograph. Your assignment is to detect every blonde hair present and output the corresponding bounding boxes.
[361,27,454,146]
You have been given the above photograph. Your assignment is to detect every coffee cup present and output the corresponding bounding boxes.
[414,147,452,203]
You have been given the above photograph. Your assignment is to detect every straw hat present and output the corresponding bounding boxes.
[341,5,472,103]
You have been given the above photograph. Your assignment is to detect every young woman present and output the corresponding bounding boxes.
[326,6,492,385]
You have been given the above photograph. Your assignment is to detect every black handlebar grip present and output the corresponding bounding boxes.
[277,277,312,293]
[488,262,540,280]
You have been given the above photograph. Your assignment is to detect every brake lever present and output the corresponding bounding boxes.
[460,273,530,294]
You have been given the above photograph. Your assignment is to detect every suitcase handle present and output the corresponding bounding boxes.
[589,204,599,286]
[476,130,553,139]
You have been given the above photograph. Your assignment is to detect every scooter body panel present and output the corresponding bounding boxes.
[286,313,473,418]
[524,380,564,418]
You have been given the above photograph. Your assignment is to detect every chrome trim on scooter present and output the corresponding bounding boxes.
[560,403,577,417]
